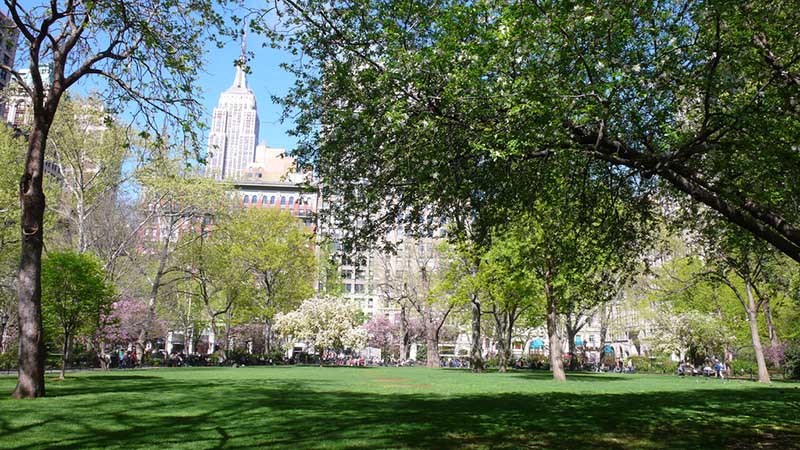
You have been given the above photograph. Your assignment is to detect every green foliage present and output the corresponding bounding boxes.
[0,347,18,371]
[226,207,316,319]
[783,342,800,380]
[0,127,24,311]
[41,251,114,347]
[46,95,131,253]
[627,356,677,375]
[270,0,800,264]
[729,358,759,377]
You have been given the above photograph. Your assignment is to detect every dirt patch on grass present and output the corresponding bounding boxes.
[372,377,409,383]
[382,383,433,389]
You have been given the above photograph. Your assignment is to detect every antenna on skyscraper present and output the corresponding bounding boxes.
[240,28,247,63]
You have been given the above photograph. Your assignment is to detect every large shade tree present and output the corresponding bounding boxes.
[226,208,316,354]
[265,0,800,272]
[2,0,236,398]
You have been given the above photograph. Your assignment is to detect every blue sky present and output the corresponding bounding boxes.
[198,31,299,153]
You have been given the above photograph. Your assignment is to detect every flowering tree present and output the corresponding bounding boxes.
[363,315,401,362]
[274,296,367,360]
[102,297,167,349]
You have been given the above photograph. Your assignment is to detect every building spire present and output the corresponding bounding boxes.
[233,28,248,89]
[241,28,247,62]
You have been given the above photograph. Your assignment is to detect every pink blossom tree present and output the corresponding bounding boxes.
[102,297,167,350]
[364,315,401,362]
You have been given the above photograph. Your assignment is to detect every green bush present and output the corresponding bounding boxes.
[628,355,677,374]
[0,348,18,370]
[729,358,758,376]
[784,341,800,380]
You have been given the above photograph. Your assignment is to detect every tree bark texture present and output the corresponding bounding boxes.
[762,298,781,368]
[745,281,770,383]
[470,296,483,372]
[400,303,410,360]
[13,122,49,399]
[60,333,72,380]
[545,276,566,382]
[566,321,578,371]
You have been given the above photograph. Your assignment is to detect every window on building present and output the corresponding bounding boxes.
[242,195,249,205]
[288,196,294,205]
[367,298,373,308]
[354,284,365,293]
[280,196,286,205]
[270,196,275,204]
[344,283,352,293]
[262,195,267,205]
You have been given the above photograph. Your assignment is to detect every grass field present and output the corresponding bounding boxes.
[0,367,798,449]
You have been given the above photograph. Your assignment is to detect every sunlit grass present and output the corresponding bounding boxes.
[0,367,797,449]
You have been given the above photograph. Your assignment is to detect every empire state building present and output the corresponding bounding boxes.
[206,35,259,180]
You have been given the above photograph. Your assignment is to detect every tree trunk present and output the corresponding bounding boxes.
[224,309,232,354]
[493,308,510,373]
[566,321,578,371]
[545,275,566,382]
[504,314,514,371]
[762,298,781,368]
[99,341,109,370]
[400,303,410,360]
[598,305,609,368]
[425,327,440,368]
[745,281,770,383]
[264,319,272,355]
[60,333,71,380]
[209,316,225,362]
[137,230,172,363]
[470,296,483,372]
[13,121,50,399]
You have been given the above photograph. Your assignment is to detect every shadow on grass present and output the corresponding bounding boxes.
[507,371,630,382]
[0,372,798,450]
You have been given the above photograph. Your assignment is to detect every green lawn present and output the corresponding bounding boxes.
[0,367,798,449]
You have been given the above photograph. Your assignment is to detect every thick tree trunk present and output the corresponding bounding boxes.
[13,121,50,399]
[566,322,578,371]
[745,281,770,383]
[762,298,781,368]
[209,316,225,362]
[470,296,483,372]
[545,276,566,382]
[98,341,109,370]
[493,309,511,373]
[425,328,440,368]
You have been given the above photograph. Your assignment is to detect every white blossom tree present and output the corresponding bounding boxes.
[274,296,367,362]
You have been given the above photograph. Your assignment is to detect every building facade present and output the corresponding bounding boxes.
[205,39,259,181]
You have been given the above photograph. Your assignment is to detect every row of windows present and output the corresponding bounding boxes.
[242,195,305,206]
[344,283,368,294]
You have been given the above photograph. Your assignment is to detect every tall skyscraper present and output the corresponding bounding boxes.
[206,34,259,180]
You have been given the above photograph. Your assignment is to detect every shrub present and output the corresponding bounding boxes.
[729,358,758,376]
[628,355,677,374]
[0,348,18,371]
[784,341,800,380]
